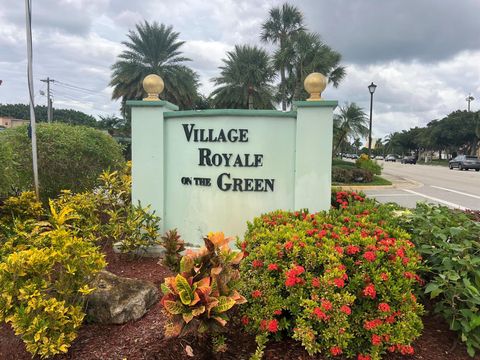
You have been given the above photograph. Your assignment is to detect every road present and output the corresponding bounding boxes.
[361,161,480,210]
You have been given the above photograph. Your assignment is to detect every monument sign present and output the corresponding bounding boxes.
[128,73,337,245]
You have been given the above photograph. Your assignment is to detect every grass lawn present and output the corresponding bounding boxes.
[333,175,392,187]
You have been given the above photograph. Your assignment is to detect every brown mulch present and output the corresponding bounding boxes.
[0,248,475,360]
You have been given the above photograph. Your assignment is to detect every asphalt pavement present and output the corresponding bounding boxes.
[358,161,480,210]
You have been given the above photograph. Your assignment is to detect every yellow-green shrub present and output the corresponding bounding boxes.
[0,191,44,223]
[0,202,106,358]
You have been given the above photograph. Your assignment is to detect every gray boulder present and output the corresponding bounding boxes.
[86,270,158,324]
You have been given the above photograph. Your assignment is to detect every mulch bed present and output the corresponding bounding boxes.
[0,248,474,360]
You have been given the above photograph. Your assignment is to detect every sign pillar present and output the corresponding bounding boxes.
[293,100,337,212]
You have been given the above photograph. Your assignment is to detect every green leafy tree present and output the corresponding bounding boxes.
[110,21,200,112]
[261,3,305,110]
[210,45,276,109]
[0,104,96,127]
[333,103,368,154]
[285,31,346,104]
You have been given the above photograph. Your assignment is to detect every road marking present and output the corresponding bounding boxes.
[368,194,417,197]
[402,189,467,210]
[430,185,480,200]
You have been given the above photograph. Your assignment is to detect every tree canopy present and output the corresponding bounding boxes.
[210,45,276,109]
[110,21,200,111]
[0,104,97,127]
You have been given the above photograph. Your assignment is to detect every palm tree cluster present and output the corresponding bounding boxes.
[110,3,346,111]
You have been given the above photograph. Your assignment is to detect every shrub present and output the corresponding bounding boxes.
[161,229,186,272]
[350,168,374,183]
[107,202,161,254]
[161,232,246,341]
[332,166,374,184]
[332,166,353,183]
[239,192,423,359]
[356,154,382,175]
[397,203,480,357]
[0,200,106,358]
[0,123,124,199]
[0,139,16,195]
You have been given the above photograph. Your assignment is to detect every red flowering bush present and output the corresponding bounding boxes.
[238,192,423,359]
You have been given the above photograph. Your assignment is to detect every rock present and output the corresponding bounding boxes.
[86,270,158,324]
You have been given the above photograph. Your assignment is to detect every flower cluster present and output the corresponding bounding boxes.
[239,191,424,359]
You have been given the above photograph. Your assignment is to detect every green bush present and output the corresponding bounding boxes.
[0,198,106,358]
[0,123,124,199]
[332,166,373,183]
[397,204,480,357]
[238,191,424,359]
[356,154,382,175]
[0,139,16,195]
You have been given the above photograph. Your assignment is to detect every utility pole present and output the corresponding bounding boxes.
[41,77,54,122]
[25,0,39,199]
[466,94,474,112]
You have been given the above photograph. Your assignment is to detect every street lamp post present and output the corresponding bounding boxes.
[368,82,377,158]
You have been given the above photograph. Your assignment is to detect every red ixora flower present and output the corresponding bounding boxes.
[273,309,282,315]
[363,283,377,299]
[340,305,351,315]
[346,245,360,255]
[371,334,382,346]
[241,315,249,325]
[333,278,345,288]
[313,307,328,321]
[312,277,321,288]
[398,345,414,355]
[378,302,391,313]
[267,319,278,333]
[363,251,377,262]
[330,346,343,356]
[267,263,279,271]
[364,318,382,330]
[321,300,333,311]
[252,259,263,268]
[358,355,371,360]
[380,272,389,281]
[284,241,294,251]
[251,290,262,298]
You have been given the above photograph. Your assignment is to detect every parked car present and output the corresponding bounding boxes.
[351,154,359,160]
[375,155,384,160]
[448,155,480,171]
[385,154,397,162]
[401,156,417,164]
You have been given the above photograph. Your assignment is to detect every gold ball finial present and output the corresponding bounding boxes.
[304,72,327,101]
[142,74,164,101]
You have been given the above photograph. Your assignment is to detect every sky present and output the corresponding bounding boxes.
[1,0,479,140]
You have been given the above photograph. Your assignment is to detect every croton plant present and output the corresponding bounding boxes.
[160,232,246,338]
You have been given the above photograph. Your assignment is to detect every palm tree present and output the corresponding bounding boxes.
[261,3,305,110]
[333,103,369,154]
[110,21,200,111]
[286,32,346,104]
[210,45,276,109]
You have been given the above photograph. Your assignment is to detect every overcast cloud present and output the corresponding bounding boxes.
[0,0,479,140]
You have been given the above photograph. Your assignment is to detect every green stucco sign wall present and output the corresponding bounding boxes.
[127,100,337,245]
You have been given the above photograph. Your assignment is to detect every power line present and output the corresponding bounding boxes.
[54,80,100,94]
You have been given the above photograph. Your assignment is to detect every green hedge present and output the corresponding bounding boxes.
[0,123,124,199]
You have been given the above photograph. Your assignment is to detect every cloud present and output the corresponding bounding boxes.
[301,0,480,64]
[0,0,479,137]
